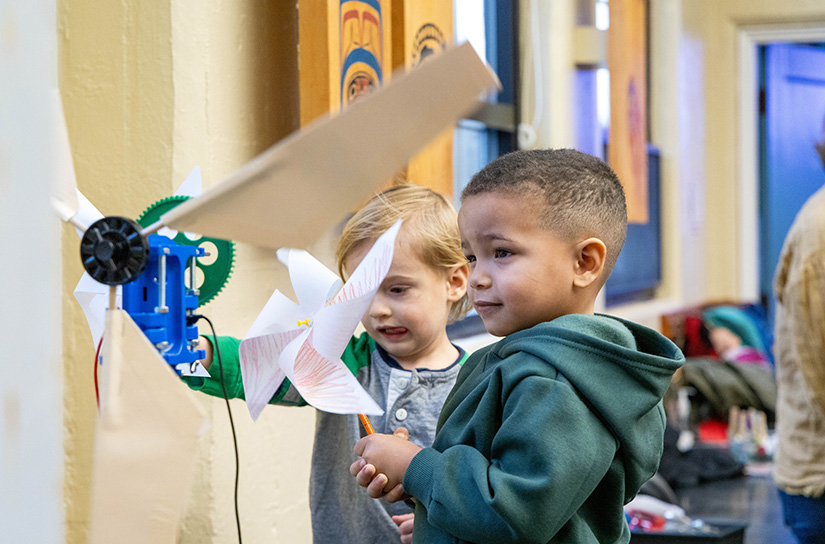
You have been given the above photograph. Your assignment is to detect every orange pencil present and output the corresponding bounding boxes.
[359,413,375,434]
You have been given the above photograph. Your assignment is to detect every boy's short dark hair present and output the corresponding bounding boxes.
[461,148,628,277]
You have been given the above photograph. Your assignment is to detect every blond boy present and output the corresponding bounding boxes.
[190,185,470,543]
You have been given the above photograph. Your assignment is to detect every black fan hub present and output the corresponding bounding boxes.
[94,239,115,262]
[80,216,149,285]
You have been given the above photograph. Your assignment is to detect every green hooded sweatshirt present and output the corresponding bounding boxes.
[403,313,684,544]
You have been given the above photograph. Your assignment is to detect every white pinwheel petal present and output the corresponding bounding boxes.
[74,272,120,346]
[239,220,401,417]
[51,90,81,226]
[245,290,305,340]
[311,294,372,362]
[277,248,340,312]
[239,328,303,420]
[329,220,400,306]
[72,190,104,238]
[281,330,383,415]
[311,219,400,359]
[175,166,203,198]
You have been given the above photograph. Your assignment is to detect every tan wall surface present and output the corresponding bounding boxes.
[58,4,174,541]
[58,1,315,542]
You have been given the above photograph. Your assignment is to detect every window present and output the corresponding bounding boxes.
[453,0,518,201]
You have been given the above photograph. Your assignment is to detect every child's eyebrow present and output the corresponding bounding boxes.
[383,273,415,283]
[461,233,516,248]
[481,232,515,244]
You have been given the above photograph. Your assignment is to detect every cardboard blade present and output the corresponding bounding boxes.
[89,310,207,544]
[160,42,500,249]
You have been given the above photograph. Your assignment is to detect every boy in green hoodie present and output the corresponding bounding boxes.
[350,148,685,543]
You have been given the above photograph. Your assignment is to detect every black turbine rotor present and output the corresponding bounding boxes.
[80,216,150,285]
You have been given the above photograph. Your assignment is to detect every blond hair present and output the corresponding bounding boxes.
[336,184,470,323]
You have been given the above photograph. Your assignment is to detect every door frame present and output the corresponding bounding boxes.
[737,23,825,301]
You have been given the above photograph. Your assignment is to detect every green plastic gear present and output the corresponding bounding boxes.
[137,195,235,307]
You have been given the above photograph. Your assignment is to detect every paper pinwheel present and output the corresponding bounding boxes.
[239,220,402,420]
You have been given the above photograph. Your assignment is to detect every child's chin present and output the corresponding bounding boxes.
[482,321,509,337]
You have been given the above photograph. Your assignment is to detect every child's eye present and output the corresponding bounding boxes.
[389,286,407,294]
[494,248,511,258]
[464,254,476,264]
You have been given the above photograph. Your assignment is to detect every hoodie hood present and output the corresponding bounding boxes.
[495,313,684,501]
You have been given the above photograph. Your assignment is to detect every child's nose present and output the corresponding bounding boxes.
[367,295,391,318]
[469,266,490,290]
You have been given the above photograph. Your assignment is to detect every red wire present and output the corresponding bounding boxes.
[94,336,103,411]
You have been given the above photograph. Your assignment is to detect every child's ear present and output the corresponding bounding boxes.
[446,263,469,302]
[572,238,606,289]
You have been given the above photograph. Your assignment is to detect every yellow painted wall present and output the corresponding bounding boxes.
[58,1,315,542]
[58,4,173,541]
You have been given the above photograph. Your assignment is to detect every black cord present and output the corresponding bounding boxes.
[192,314,242,544]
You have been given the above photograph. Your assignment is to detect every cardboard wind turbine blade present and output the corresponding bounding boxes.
[89,310,207,544]
[161,42,500,250]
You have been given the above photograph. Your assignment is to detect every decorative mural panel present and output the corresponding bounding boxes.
[340,0,386,105]
[298,0,453,197]
[393,0,454,196]
[607,0,648,223]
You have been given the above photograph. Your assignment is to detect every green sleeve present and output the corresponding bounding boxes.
[183,332,375,406]
[341,331,376,375]
[182,335,246,398]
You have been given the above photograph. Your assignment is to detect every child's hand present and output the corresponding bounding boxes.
[349,458,404,500]
[392,513,415,544]
[352,430,421,499]
[349,460,411,502]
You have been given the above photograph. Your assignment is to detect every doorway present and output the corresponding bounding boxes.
[758,42,825,320]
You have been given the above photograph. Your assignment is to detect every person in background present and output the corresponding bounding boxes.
[703,306,772,370]
[772,127,825,544]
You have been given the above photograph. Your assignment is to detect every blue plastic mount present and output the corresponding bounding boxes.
[122,234,205,374]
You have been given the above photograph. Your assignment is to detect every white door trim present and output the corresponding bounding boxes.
[737,23,825,301]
